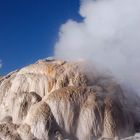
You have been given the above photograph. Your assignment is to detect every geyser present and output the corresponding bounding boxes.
[0,59,140,140]
[55,0,140,94]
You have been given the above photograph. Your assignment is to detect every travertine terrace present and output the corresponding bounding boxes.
[0,59,140,140]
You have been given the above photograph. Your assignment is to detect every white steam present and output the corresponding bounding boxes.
[54,0,140,93]
[0,60,2,69]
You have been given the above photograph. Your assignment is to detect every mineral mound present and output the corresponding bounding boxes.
[0,59,140,140]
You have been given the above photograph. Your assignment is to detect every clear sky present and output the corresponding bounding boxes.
[0,0,82,75]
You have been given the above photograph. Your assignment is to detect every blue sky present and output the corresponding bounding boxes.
[0,0,82,75]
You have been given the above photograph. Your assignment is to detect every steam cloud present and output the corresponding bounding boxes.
[0,60,2,69]
[54,0,140,93]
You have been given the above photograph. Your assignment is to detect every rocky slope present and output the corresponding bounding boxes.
[0,59,140,140]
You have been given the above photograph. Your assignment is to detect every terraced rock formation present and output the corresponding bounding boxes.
[0,59,140,140]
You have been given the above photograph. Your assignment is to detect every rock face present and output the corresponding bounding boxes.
[0,59,140,140]
[121,133,140,140]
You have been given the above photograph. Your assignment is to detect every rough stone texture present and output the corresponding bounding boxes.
[121,133,140,140]
[0,123,21,140]
[0,59,140,140]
